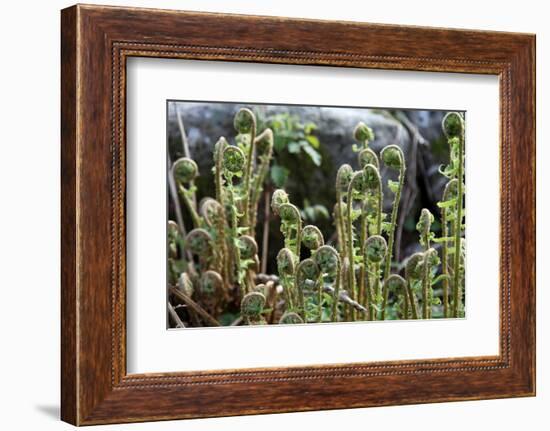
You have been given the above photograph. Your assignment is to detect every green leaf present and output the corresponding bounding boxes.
[273,136,286,153]
[431,274,451,285]
[270,165,289,188]
[287,142,301,153]
[304,122,317,134]
[437,198,457,209]
[306,135,320,149]
[388,180,400,194]
[381,221,392,234]
[315,205,330,220]
[302,144,322,166]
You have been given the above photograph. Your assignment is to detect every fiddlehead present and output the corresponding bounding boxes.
[440,178,458,317]
[365,234,387,318]
[420,248,440,319]
[416,208,435,250]
[250,128,274,230]
[198,270,223,315]
[234,108,257,231]
[345,170,368,320]
[335,164,353,259]
[404,252,423,319]
[271,188,289,215]
[358,148,379,170]
[199,198,227,277]
[301,225,325,253]
[353,121,375,151]
[296,258,321,322]
[314,245,341,322]
[238,235,259,293]
[385,274,408,319]
[442,112,465,318]
[278,202,303,258]
[221,145,246,286]
[172,157,201,228]
[241,291,267,325]
[277,247,296,311]
[380,144,406,318]
[362,164,383,318]
[185,228,213,271]
[279,311,304,325]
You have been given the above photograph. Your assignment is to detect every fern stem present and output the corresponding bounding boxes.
[452,131,465,318]
[381,165,405,319]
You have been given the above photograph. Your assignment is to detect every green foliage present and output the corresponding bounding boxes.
[168,108,465,327]
[259,112,322,189]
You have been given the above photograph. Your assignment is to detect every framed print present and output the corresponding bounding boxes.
[61,4,536,425]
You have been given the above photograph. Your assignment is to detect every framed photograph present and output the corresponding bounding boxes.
[61,4,536,425]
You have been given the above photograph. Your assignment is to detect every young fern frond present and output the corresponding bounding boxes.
[335,164,354,259]
[185,228,214,272]
[278,202,303,258]
[314,245,342,322]
[296,258,321,322]
[222,145,246,286]
[345,170,369,320]
[380,144,406,319]
[404,252,423,319]
[440,178,459,317]
[250,128,274,230]
[172,157,201,228]
[277,247,297,311]
[415,209,437,318]
[442,112,466,318]
[241,291,267,325]
[234,108,257,232]
[385,274,408,319]
[169,109,465,327]
[361,164,383,319]
[353,122,375,151]
[301,225,325,253]
[365,235,387,319]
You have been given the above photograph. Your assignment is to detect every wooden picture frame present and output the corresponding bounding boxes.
[61,4,536,425]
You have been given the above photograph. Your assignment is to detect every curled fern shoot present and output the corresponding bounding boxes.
[385,274,408,319]
[314,245,341,322]
[279,311,304,325]
[172,157,201,227]
[296,258,321,321]
[250,128,274,230]
[241,291,266,325]
[185,228,213,271]
[335,164,353,259]
[345,171,369,320]
[234,108,257,231]
[221,145,246,286]
[302,225,325,253]
[380,144,406,319]
[442,112,465,318]
[277,247,296,310]
[417,208,435,250]
[365,234,387,318]
[278,202,303,258]
[421,248,440,319]
[404,252,423,319]
[353,121,375,150]
[440,178,458,317]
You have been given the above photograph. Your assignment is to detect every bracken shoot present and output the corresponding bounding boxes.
[167,104,466,327]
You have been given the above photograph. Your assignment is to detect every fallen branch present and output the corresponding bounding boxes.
[167,301,186,328]
[169,286,221,326]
